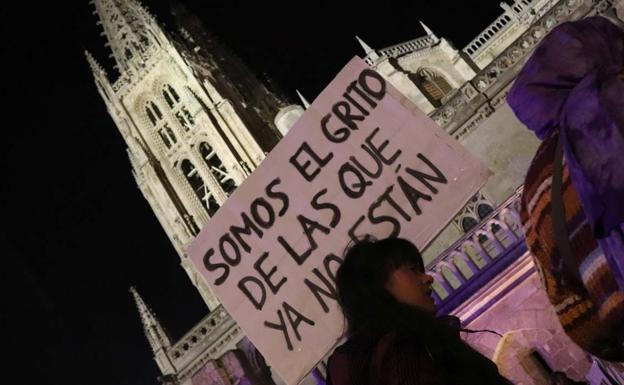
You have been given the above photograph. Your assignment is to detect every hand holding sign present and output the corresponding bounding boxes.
[188,57,489,385]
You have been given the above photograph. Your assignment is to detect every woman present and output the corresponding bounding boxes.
[325,237,511,385]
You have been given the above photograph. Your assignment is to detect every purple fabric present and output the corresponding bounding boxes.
[508,16,624,289]
[598,225,624,292]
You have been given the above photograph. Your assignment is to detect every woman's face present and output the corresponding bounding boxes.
[384,262,436,314]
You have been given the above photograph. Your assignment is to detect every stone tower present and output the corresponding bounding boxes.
[87,0,288,309]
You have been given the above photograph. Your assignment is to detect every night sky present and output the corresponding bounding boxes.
[4,1,502,384]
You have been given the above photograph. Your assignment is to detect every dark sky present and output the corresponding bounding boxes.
[3,1,501,384]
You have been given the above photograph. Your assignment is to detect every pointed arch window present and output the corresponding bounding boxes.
[181,159,219,216]
[146,105,157,125]
[163,85,180,107]
[461,216,479,233]
[477,203,494,219]
[199,142,236,196]
[145,101,177,148]
[416,68,453,106]
[163,84,194,132]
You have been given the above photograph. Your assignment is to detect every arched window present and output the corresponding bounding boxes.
[163,85,180,108]
[146,105,157,125]
[199,142,236,196]
[150,102,163,119]
[163,84,194,132]
[477,203,494,219]
[416,68,453,106]
[181,159,219,216]
[145,101,176,148]
[461,216,479,233]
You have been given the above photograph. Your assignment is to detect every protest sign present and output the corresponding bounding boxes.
[188,57,489,384]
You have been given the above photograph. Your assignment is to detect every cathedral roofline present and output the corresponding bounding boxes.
[377,34,440,59]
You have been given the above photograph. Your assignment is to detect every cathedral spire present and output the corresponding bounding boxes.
[130,286,171,353]
[85,49,107,77]
[85,48,116,104]
[92,0,162,78]
[356,35,374,53]
[356,35,380,62]
[355,35,380,61]
[420,21,439,41]
[296,89,311,109]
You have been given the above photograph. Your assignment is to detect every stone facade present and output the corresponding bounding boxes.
[86,0,623,384]
[455,256,593,383]
[361,0,619,263]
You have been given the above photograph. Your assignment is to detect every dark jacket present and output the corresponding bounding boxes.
[326,317,511,385]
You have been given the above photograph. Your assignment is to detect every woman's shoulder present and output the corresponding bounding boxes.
[326,333,387,385]
[375,331,446,385]
[327,331,435,385]
[328,331,397,364]
[331,330,423,356]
